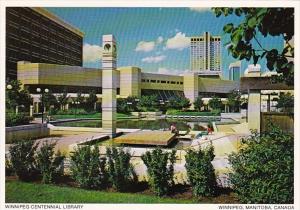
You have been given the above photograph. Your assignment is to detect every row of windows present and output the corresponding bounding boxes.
[191,37,221,42]
[142,79,183,85]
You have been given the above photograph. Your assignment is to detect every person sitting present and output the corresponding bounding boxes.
[170,124,178,135]
[207,126,213,134]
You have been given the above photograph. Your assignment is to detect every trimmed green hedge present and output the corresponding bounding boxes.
[166,110,220,116]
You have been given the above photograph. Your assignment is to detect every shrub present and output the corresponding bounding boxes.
[229,123,294,203]
[9,140,39,181]
[70,146,107,189]
[166,109,179,115]
[208,96,223,111]
[36,141,65,184]
[5,157,14,176]
[193,96,203,111]
[185,145,217,197]
[106,147,136,191]
[211,109,221,116]
[141,148,176,196]
[6,112,32,127]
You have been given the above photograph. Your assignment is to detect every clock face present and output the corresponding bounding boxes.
[104,43,111,52]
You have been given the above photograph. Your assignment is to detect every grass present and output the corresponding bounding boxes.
[167,111,219,116]
[51,113,136,120]
[5,180,196,203]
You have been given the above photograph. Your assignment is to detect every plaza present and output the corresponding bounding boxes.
[4,6,295,204]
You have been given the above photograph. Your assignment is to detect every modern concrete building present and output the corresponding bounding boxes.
[6,7,84,80]
[190,32,221,73]
[17,61,239,113]
[229,61,241,81]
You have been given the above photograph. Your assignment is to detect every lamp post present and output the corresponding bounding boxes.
[6,84,18,114]
[36,88,49,124]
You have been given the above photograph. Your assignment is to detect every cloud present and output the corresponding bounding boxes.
[156,36,163,44]
[142,55,166,63]
[165,32,190,51]
[83,43,102,63]
[189,7,211,13]
[157,67,190,75]
[135,41,156,52]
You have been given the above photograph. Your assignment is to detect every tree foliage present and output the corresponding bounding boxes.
[57,89,69,110]
[167,96,191,111]
[229,123,294,203]
[208,96,223,111]
[141,148,176,196]
[84,90,98,112]
[117,96,139,113]
[137,95,159,111]
[185,145,217,197]
[36,141,64,184]
[6,80,32,111]
[193,96,203,111]
[41,90,58,110]
[227,90,241,112]
[9,140,39,181]
[106,147,136,191]
[275,92,294,113]
[70,146,107,189]
[213,8,294,85]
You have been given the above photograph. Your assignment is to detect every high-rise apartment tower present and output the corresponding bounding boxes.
[190,32,221,73]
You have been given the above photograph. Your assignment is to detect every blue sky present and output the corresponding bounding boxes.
[47,7,284,79]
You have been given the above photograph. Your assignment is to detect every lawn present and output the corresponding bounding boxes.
[167,111,220,116]
[51,113,136,120]
[5,180,196,203]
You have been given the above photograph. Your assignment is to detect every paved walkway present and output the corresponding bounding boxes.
[5,132,109,155]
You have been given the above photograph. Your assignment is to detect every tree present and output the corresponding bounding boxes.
[41,90,58,111]
[227,90,241,112]
[6,80,32,112]
[275,92,294,113]
[178,97,191,110]
[137,95,158,111]
[57,89,69,111]
[193,96,203,111]
[208,96,223,111]
[229,124,293,203]
[213,8,294,85]
[84,90,98,112]
[167,96,191,110]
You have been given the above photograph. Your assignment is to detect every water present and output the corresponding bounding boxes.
[54,118,208,131]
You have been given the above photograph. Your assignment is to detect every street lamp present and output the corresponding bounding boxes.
[7,84,12,90]
[37,88,49,124]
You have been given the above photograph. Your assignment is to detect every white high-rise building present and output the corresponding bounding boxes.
[190,32,221,73]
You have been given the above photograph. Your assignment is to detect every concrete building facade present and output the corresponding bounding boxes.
[190,32,221,73]
[229,61,241,81]
[6,7,83,80]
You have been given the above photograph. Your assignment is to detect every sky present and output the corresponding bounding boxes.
[47,7,284,80]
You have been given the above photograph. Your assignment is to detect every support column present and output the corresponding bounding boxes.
[102,35,117,137]
[183,72,199,110]
[247,90,261,132]
[30,105,34,117]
